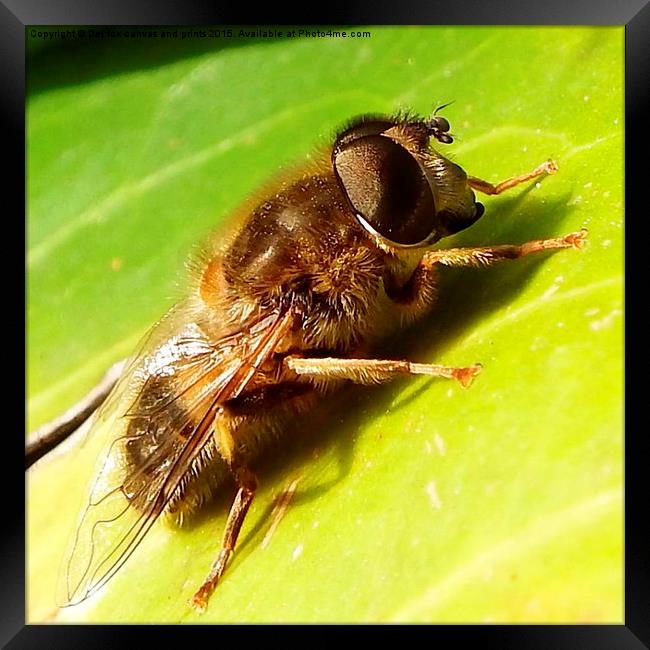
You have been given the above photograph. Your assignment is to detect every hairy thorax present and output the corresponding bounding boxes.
[198,171,403,352]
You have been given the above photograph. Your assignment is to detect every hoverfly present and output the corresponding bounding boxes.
[58,106,586,613]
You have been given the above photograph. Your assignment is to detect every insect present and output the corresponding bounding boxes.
[58,105,586,613]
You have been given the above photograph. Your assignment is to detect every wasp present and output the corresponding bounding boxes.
[58,106,586,613]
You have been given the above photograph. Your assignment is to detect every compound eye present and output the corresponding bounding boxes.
[333,134,437,246]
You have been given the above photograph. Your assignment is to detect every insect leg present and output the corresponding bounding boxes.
[189,463,258,613]
[468,160,558,195]
[383,256,439,319]
[422,229,587,269]
[285,356,481,388]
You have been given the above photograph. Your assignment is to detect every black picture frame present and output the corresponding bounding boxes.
[11,0,643,646]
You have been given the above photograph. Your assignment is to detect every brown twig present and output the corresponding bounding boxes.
[25,359,127,469]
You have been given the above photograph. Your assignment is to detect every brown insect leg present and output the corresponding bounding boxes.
[189,465,258,613]
[422,229,587,269]
[285,356,481,388]
[468,159,558,195]
[384,259,439,316]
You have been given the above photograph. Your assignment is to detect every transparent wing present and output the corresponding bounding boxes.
[83,301,220,436]
[57,304,294,606]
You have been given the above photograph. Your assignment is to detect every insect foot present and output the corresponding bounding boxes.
[452,363,483,388]
[563,228,588,249]
[541,159,559,175]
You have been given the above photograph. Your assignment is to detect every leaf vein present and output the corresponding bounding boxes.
[461,276,622,346]
[386,487,620,621]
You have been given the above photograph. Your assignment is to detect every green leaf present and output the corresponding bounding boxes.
[27,26,623,623]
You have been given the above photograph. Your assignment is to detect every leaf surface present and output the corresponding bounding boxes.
[27,26,623,623]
